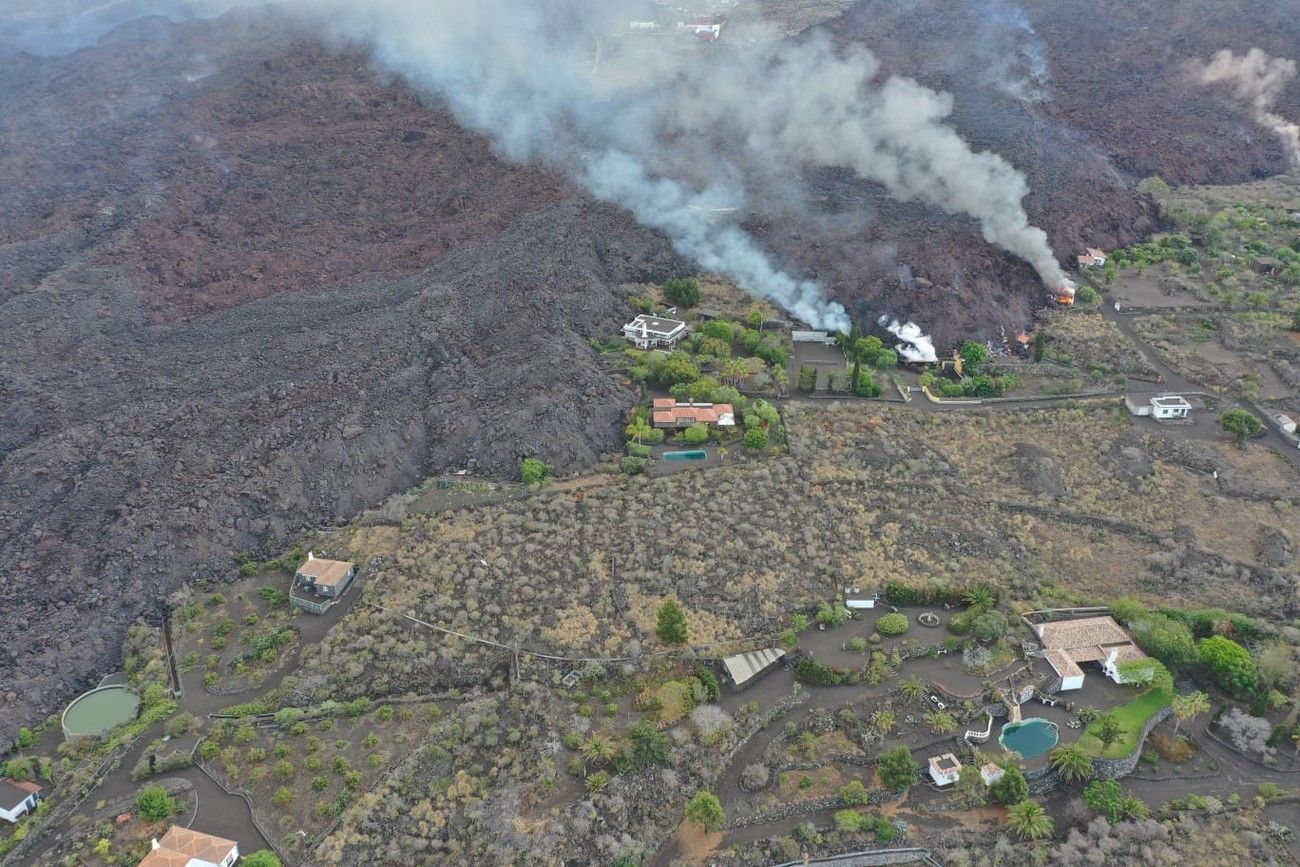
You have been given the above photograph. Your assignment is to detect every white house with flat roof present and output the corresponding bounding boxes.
[0,779,41,823]
[622,314,687,349]
[928,753,962,787]
[1124,394,1191,420]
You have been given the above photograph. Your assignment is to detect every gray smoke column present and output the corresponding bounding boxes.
[1191,48,1300,165]
[115,0,1067,325]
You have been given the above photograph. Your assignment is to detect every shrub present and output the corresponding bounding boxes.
[743,427,769,450]
[662,277,701,308]
[877,747,918,793]
[684,791,724,832]
[990,764,1029,805]
[839,780,870,807]
[618,721,670,772]
[619,457,648,475]
[876,613,909,636]
[741,763,770,791]
[815,602,850,628]
[242,853,282,867]
[655,599,688,644]
[519,457,552,486]
[970,610,1008,642]
[1198,635,1256,694]
[272,787,294,807]
[135,785,175,821]
[794,657,844,686]
[683,424,709,445]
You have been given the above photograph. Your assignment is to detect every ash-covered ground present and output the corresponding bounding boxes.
[0,0,1297,734]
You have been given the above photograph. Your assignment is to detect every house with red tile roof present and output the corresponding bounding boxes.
[138,826,238,867]
[651,399,735,429]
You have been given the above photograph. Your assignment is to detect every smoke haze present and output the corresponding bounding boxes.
[880,316,938,363]
[10,0,1073,331]
[1191,48,1300,165]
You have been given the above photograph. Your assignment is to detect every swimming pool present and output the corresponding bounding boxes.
[998,718,1059,760]
[663,450,707,461]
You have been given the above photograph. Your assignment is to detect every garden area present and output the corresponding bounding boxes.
[173,573,303,692]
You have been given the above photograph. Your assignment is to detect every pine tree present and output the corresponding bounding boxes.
[656,599,688,645]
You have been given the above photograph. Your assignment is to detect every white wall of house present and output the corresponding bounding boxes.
[0,794,38,823]
[1059,674,1085,691]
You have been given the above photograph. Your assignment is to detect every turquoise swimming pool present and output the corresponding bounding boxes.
[999,718,1059,759]
[663,450,707,461]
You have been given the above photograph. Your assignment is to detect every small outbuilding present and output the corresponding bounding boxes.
[979,763,1006,787]
[0,779,42,823]
[792,330,838,346]
[720,648,785,688]
[1076,248,1107,268]
[928,753,962,787]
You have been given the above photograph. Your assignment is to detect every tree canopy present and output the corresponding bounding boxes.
[662,277,701,308]
[1218,408,1263,443]
[877,746,918,793]
[656,599,688,645]
[684,791,724,832]
[1198,635,1256,693]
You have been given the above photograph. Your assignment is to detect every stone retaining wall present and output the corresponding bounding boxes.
[1093,705,1173,780]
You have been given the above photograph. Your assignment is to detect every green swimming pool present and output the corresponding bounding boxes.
[663,450,707,461]
[62,685,141,738]
[999,718,1059,760]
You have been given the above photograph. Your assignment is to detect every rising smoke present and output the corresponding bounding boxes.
[20,0,1070,331]
[1191,48,1300,165]
[879,316,938,363]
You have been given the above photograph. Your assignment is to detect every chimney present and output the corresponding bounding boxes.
[307,551,315,561]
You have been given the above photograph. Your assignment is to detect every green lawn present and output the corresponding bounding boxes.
[1078,688,1173,758]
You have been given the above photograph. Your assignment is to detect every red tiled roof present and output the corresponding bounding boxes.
[139,826,237,867]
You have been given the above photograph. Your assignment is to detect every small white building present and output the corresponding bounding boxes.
[622,314,687,350]
[843,587,875,610]
[792,330,838,346]
[0,779,41,823]
[979,763,1006,787]
[720,648,785,688]
[1076,248,1107,268]
[1124,394,1191,420]
[1269,412,1297,435]
[928,753,962,787]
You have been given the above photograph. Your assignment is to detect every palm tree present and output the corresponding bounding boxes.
[899,676,926,704]
[1048,743,1094,783]
[624,417,651,445]
[1170,691,1211,739]
[1005,800,1054,840]
[924,712,958,735]
[872,710,896,735]
[721,359,751,387]
[582,733,612,767]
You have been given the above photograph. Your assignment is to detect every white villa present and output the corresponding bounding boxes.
[1124,394,1191,420]
[622,314,687,349]
[1076,248,1107,268]
[1035,615,1150,692]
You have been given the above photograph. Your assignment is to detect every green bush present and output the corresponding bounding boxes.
[135,785,175,821]
[876,613,909,636]
[794,657,845,686]
[683,424,709,445]
[626,442,651,458]
[520,457,552,486]
[877,747,918,793]
[662,277,701,308]
[619,457,648,476]
[743,427,769,450]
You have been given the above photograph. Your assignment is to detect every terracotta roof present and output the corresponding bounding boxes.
[296,556,355,587]
[651,402,735,427]
[1086,248,1105,258]
[1037,616,1132,651]
[1044,648,1083,680]
[139,826,237,867]
[1107,644,1149,665]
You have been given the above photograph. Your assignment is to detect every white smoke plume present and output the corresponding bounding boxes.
[1191,48,1300,165]
[879,316,938,363]
[21,0,1071,327]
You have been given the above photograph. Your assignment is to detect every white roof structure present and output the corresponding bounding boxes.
[623,314,685,339]
[792,330,837,345]
[1150,395,1191,411]
[721,648,785,686]
[979,763,1005,786]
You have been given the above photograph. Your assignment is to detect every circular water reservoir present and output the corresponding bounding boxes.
[998,718,1059,760]
[62,685,141,738]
